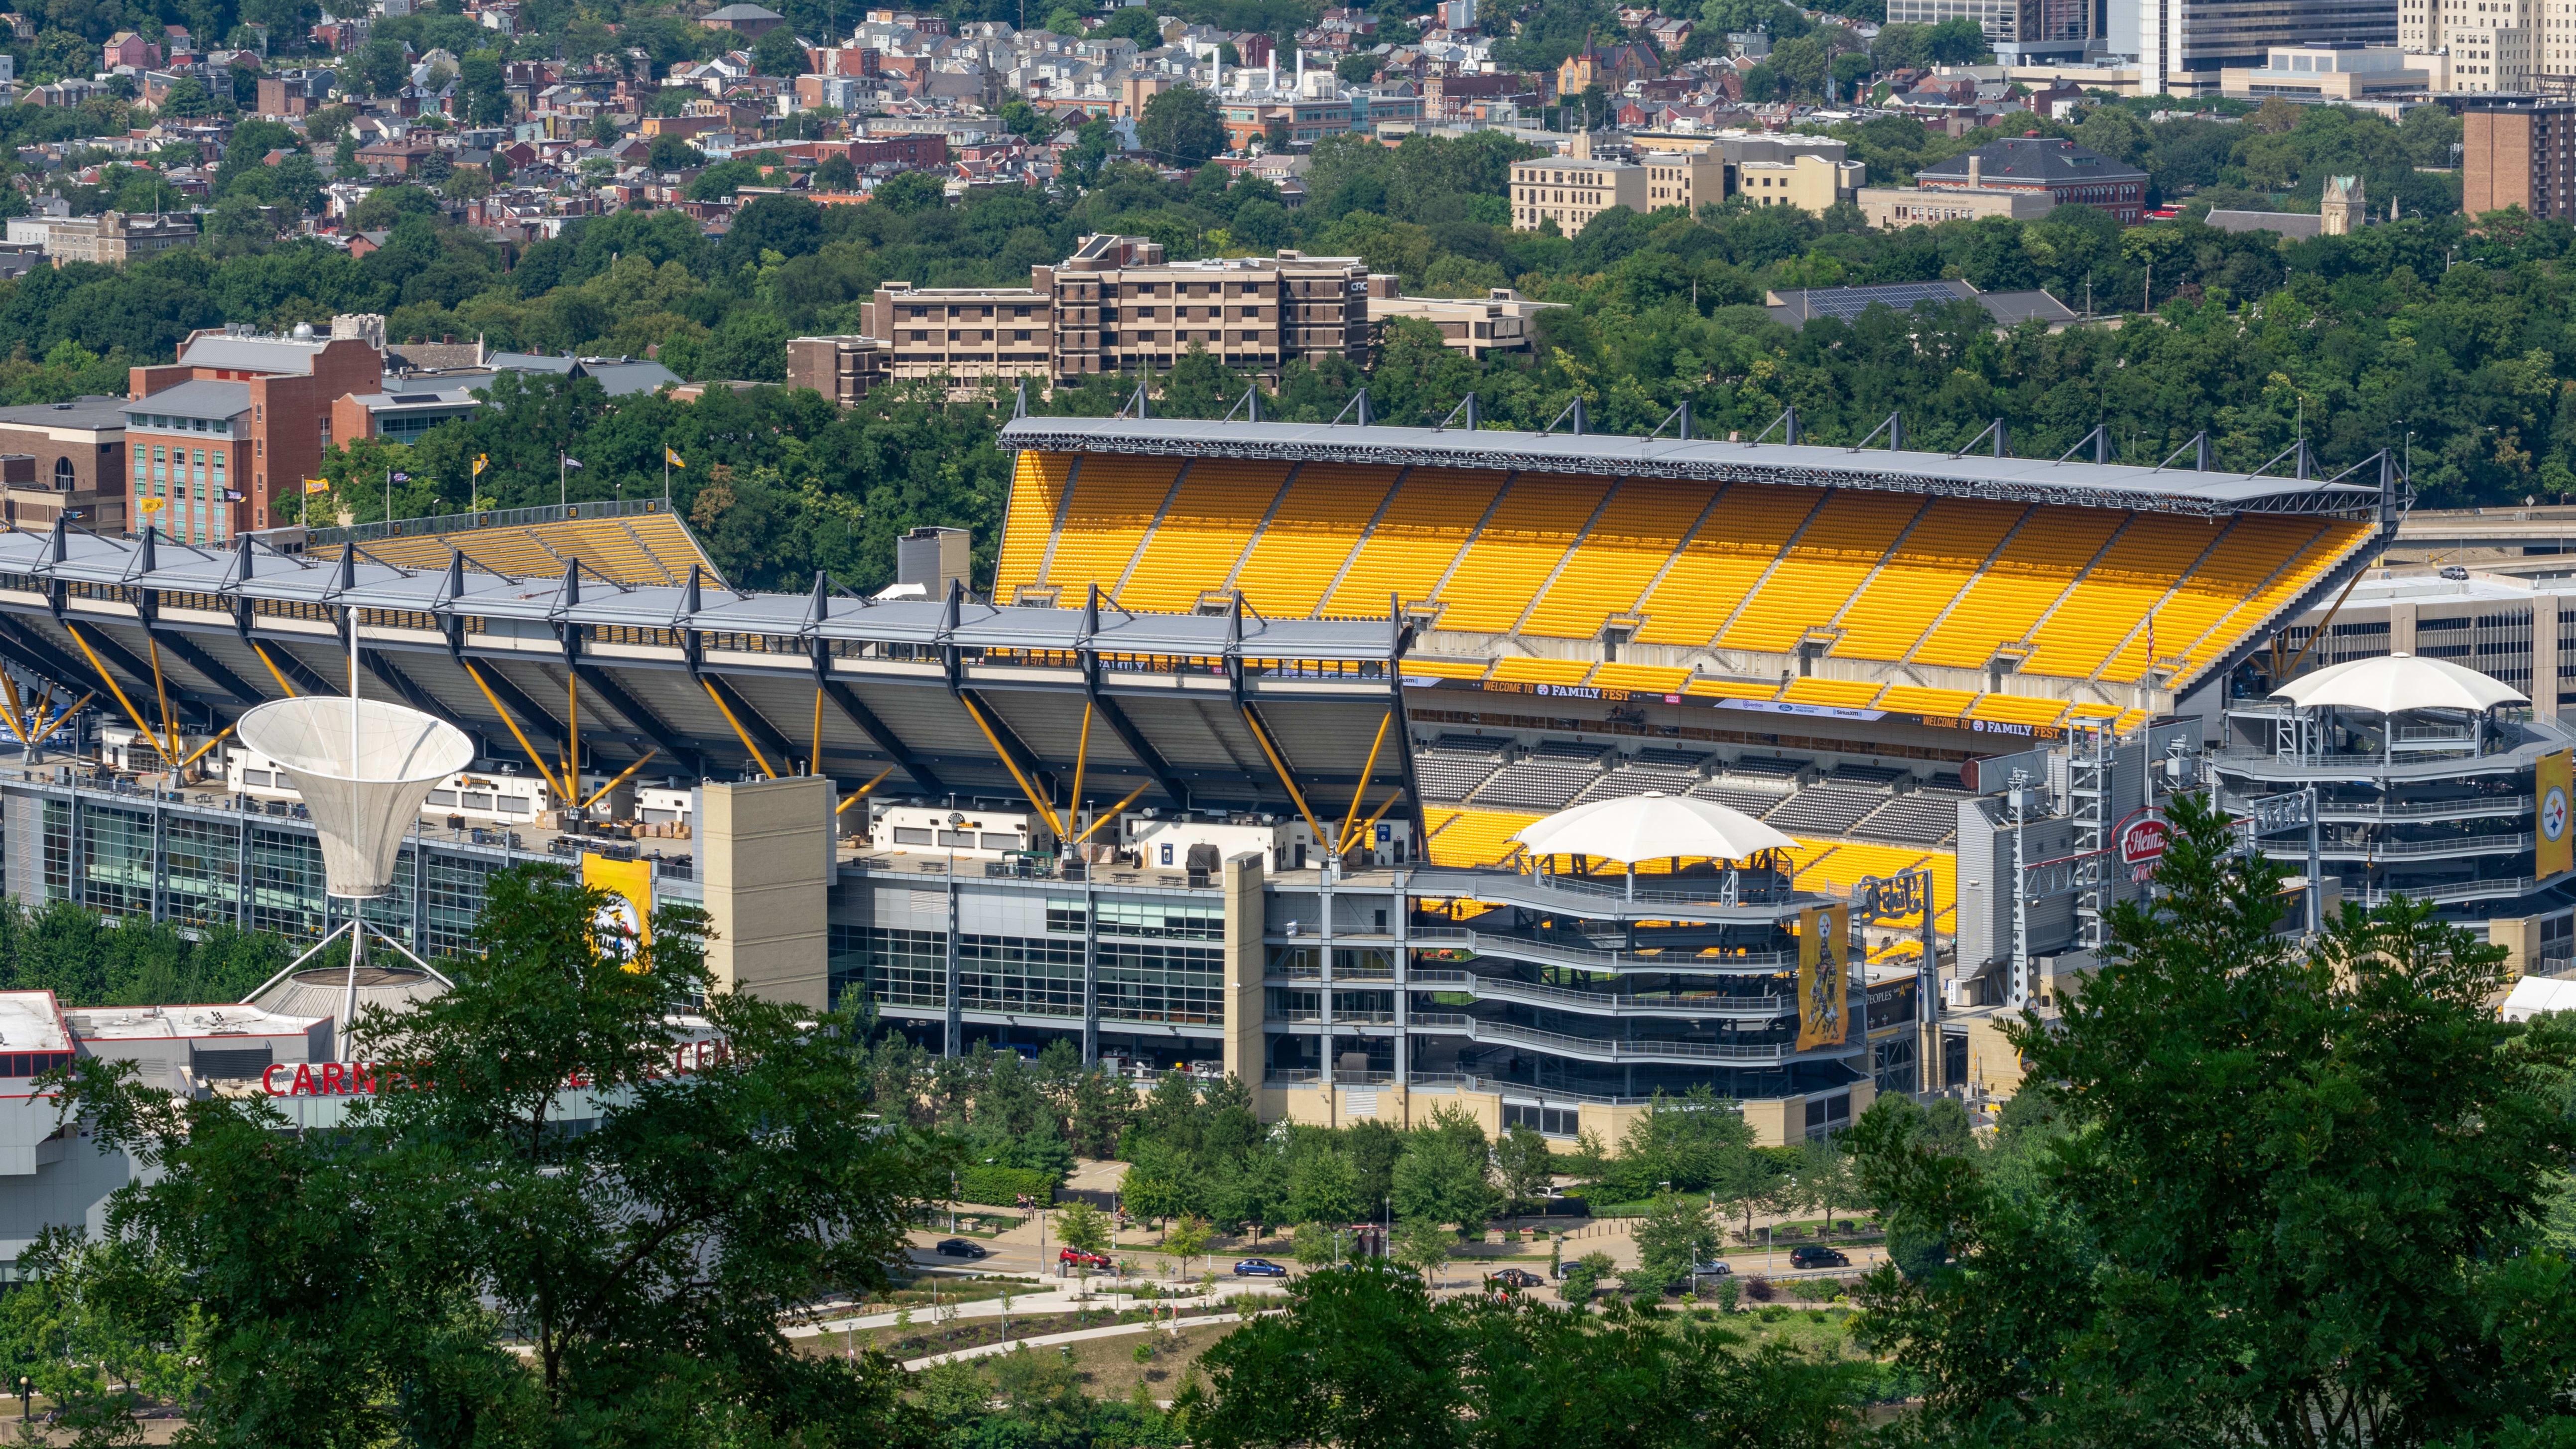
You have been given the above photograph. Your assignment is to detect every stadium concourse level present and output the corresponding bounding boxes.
[1411,733,1960,932]
[991,418,2386,717]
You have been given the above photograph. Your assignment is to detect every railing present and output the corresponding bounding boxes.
[1408,1012,1806,1062]
[1411,926,1795,973]
[2259,832,2534,860]
[1529,869,1797,907]
[1409,967,1791,1016]
[2356,875,2541,906]
[1403,1071,1661,1106]
[308,496,671,551]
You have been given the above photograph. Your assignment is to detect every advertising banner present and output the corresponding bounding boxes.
[1797,903,1849,1052]
[582,852,653,965]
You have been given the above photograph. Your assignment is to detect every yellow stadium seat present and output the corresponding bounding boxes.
[1779,677,1882,708]
[1433,473,1614,634]
[1831,500,2025,662]
[1791,838,1954,924]
[1877,684,1977,719]
[1911,507,2124,667]
[1518,478,1715,640]
[1401,658,1493,680]
[1041,456,1178,597]
[1685,678,1778,702]
[1591,662,1691,694]
[1120,461,1288,611]
[2022,515,2222,679]
[1324,469,1511,616]
[1719,493,1923,652]
[1424,806,1545,868]
[1967,694,2069,727]
[994,450,1072,597]
[1233,464,1398,618]
[2173,520,2373,677]
[1490,657,1594,684]
[1633,483,1817,646]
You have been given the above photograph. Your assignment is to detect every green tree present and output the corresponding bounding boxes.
[873,168,947,213]
[44,864,943,1445]
[1288,1220,1338,1269]
[1288,1146,1364,1226]
[1164,1213,1214,1275]
[1631,1191,1719,1294]
[753,25,807,75]
[1392,1217,1454,1285]
[1852,795,2576,1448]
[1796,1134,1861,1232]
[1058,1198,1113,1257]
[1555,1251,1616,1307]
[1491,1124,1556,1222]
[1138,85,1225,169]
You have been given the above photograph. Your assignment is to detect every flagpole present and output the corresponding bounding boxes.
[560,453,566,510]
[664,452,670,508]
[385,466,392,526]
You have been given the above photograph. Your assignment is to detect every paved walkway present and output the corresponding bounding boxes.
[894,1310,1279,1372]
[787,1281,1288,1339]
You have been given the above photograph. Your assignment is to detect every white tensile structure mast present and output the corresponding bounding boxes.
[237,595,475,1040]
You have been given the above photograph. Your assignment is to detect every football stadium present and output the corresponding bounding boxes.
[0,404,2400,1159]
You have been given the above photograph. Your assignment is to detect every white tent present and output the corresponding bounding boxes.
[2503,974,2576,1023]
[2271,653,2527,715]
[1512,791,1796,865]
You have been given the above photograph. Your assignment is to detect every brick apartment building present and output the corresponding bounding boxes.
[126,320,384,543]
[2464,100,2576,222]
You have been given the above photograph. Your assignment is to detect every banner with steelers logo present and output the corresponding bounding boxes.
[2540,750,2573,881]
[583,852,653,969]
[1796,904,1849,1052]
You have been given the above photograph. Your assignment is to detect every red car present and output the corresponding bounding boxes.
[1059,1247,1113,1270]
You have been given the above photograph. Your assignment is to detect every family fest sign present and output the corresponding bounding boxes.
[260,1039,735,1098]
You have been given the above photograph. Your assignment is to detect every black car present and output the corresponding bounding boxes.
[934,1238,990,1259]
[1485,1268,1546,1290]
[1789,1245,1848,1270]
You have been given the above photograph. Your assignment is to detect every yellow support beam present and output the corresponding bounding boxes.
[0,667,26,747]
[462,661,569,800]
[1070,702,1092,830]
[1337,710,1390,856]
[580,750,660,812]
[173,725,237,775]
[1240,704,1328,860]
[65,626,162,775]
[811,688,824,779]
[565,673,580,801]
[835,764,900,814]
[144,634,182,765]
[958,692,1066,839]
[1066,782,1150,848]
[29,693,90,749]
[701,677,778,781]
[250,643,299,698]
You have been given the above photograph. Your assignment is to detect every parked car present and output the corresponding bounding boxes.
[1233,1258,1290,1278]
[1485,1268,1546,1289]
[1059,1247,1114,1271]
[1690,1261,1733,1278]
[934,1238,989,1259]
[1789,1245,1849,1270]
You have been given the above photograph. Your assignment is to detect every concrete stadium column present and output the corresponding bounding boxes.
[1222,852,1265,1085]
[2387,601,2416,659]
[2534,599,2561,722]
[698,777,832,1009]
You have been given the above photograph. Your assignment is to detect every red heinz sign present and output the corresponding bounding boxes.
[2118,812,2172,869]
[262,1040,732,1097]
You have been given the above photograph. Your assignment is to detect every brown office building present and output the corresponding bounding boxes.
[785,335,891,405]
[0,395,125,532]
[2465,100,2576,222]
[868,283,1054,389]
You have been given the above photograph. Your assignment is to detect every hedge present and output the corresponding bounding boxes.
[956,1166,1057,1207]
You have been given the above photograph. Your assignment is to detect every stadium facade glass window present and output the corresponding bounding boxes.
[79,806,153,920]
[162,815,241,931]
[959,934,1083,1017]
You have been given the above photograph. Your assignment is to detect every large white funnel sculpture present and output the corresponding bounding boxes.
[235,695,473,1039]
[238,697,475,897]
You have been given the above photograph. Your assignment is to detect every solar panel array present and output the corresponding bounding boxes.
[1775,280,1974,323]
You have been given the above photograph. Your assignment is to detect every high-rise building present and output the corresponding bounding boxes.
[1886,0,2090,59]
[2121,0,2399,96]
[2401,0,2535,90]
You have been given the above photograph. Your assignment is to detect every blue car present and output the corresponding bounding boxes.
[1233,1258,1289,1278]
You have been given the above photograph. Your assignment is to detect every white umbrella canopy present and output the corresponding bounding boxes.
[2271,653,2527,715]
[1512,791,1797,865]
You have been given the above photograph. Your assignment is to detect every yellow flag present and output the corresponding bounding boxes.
[302,478,331,495]
[2541,749,2573,879]
[1796,904,1848,1051]
[137,498,164,515]
[473,454,488,477]
[665,448,684,467]
[582,852,654,968]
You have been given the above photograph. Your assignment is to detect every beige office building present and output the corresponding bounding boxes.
[868,282,1055,387]
[1858,185,2058,229]
[1371,288,1558,359]
[1510,153,1648,232]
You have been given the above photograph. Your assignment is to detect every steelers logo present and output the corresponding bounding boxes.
[2547,788,2571,849]
[594,896,642,962]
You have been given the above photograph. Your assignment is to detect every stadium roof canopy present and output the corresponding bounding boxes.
[1000,417,2386,520]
